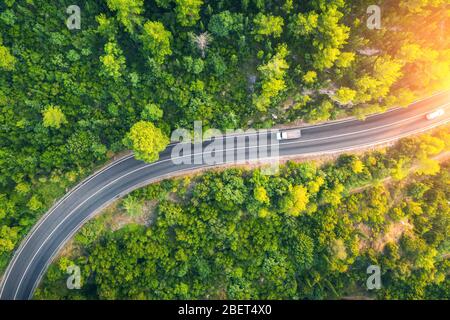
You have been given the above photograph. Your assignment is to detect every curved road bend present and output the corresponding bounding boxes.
[1,91,449,300]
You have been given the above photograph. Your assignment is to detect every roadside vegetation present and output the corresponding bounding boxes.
[35,128,449,299]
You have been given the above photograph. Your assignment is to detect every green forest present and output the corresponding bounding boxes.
[36,129,449,299]
[0,0,449,299]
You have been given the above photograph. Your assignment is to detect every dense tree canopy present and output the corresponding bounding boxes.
[0,0,448,299]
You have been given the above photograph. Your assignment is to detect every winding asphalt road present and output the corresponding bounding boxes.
[1,91,449,300]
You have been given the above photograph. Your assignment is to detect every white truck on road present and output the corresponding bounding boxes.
[426,108,445,120]
[276,129,302,141]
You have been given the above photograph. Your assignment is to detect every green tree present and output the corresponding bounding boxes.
[373,56,403,91]
[289,11,318,37]
[253,13,284,41]
[290,5,349,70]
[391,158,410,181]
[292,233,315,271]
[67,131,107,165]
[253,44,289,112]
[335,52,355,68]
[305,99,333,122]
[100,41,126,80]
[42,105,67,129]
[320,183,344,206]
[350,158,364,174]
[106,0,144,33]
[140,20,172,64]
[303,71,317,85]
[307,176,325,194]
[416,158,440,176]
[141,103,164,121]
[27,195,43,212]
[281,185,309,217]
[0,44,16,70]
[208,11,243,37]
[0,225,19,254]
[122,195,143,217]
[334,87,357,105]
[254,186,270,205]
[123,121,169,163]
[174,0,203,27]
